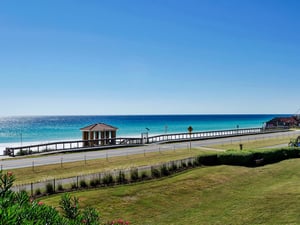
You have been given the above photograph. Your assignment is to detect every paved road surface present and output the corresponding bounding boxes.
[1,130,300,170]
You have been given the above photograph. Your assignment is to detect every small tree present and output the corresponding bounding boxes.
[60,193,80,220]
[0,171,15,197]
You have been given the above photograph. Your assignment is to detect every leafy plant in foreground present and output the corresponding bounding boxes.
[0,170,100,224]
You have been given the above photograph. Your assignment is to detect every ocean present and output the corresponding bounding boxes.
[0,114,288,152]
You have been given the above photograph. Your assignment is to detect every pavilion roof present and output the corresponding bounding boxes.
[269,117,298,123]
[80,123,118,132]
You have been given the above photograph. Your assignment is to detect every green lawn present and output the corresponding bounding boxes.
[42,158,300,224]
[211,133,298,150]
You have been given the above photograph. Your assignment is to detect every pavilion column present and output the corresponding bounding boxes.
[83,131,88,147]
[101,131,105,145]
[95,132,99,146]
[105,131,110,145]
[111,131,116,145]
[89,131,94,146]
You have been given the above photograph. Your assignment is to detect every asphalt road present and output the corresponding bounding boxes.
[2,130,300,170]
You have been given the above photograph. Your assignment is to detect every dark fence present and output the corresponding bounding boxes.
[11,156,198,195]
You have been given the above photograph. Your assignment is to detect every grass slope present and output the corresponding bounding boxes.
[42,158,300,224]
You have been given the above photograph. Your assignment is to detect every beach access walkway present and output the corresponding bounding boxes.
[4,127,285,157]
[1,129,299,170]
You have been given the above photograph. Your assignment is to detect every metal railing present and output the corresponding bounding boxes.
[147,127,264,143]
[5,137,142,156]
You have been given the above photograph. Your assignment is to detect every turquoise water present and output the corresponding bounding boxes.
[0,115,287,145]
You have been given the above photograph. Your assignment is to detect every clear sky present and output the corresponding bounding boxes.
[0,0,299,116]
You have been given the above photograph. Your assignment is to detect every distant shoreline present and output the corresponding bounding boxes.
[0,114,285,155]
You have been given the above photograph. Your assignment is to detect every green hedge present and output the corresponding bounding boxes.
[218,151,254,166]
[196,154,219,166]
[196,148,300,167]
[250,148,300,166]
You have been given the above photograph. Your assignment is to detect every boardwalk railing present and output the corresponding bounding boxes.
[147,127,264,143]
[4,137,142,157]
[4,127,287,156]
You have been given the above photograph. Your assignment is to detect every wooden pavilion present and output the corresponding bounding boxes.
[80,123,118,147]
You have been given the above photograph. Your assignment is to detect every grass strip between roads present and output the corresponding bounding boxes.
[211,133,298,150]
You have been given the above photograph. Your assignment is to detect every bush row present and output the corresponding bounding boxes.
[196,147,300,167]
[33,160,198,197]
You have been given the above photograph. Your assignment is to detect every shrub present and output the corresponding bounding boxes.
[181,161,187,168]
[141,171,149,180]
[0,171,15,197]
[250,148,300,166]
[130,168,139,182]
[151,167,161,178]
[81,207,100,224]
[96,178,101,186]
[60,193,100,224]
[170,162,178,172]
[218,151,254,167]
[16,149,33,156]
[102,174,114,186]
[193,159,199,167]
[90,178,98,187]
[45,182,54,194]
[71,182,77,190]
[60,193,80,220]
[90,179,96,187]
[0,171,101,224]
[196,154,219,166]
[16,150,25,156]
[57,183,64,191]
[160,164,170,176]
[35,188,41,196]
[80,179,88,188]
[213,148,300,167]
[117,171,127,184]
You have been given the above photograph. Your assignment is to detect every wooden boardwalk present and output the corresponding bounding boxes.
[4,128,287,157]
[147,127,263,143]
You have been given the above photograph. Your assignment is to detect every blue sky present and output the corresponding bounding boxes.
[0,0,299,116]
